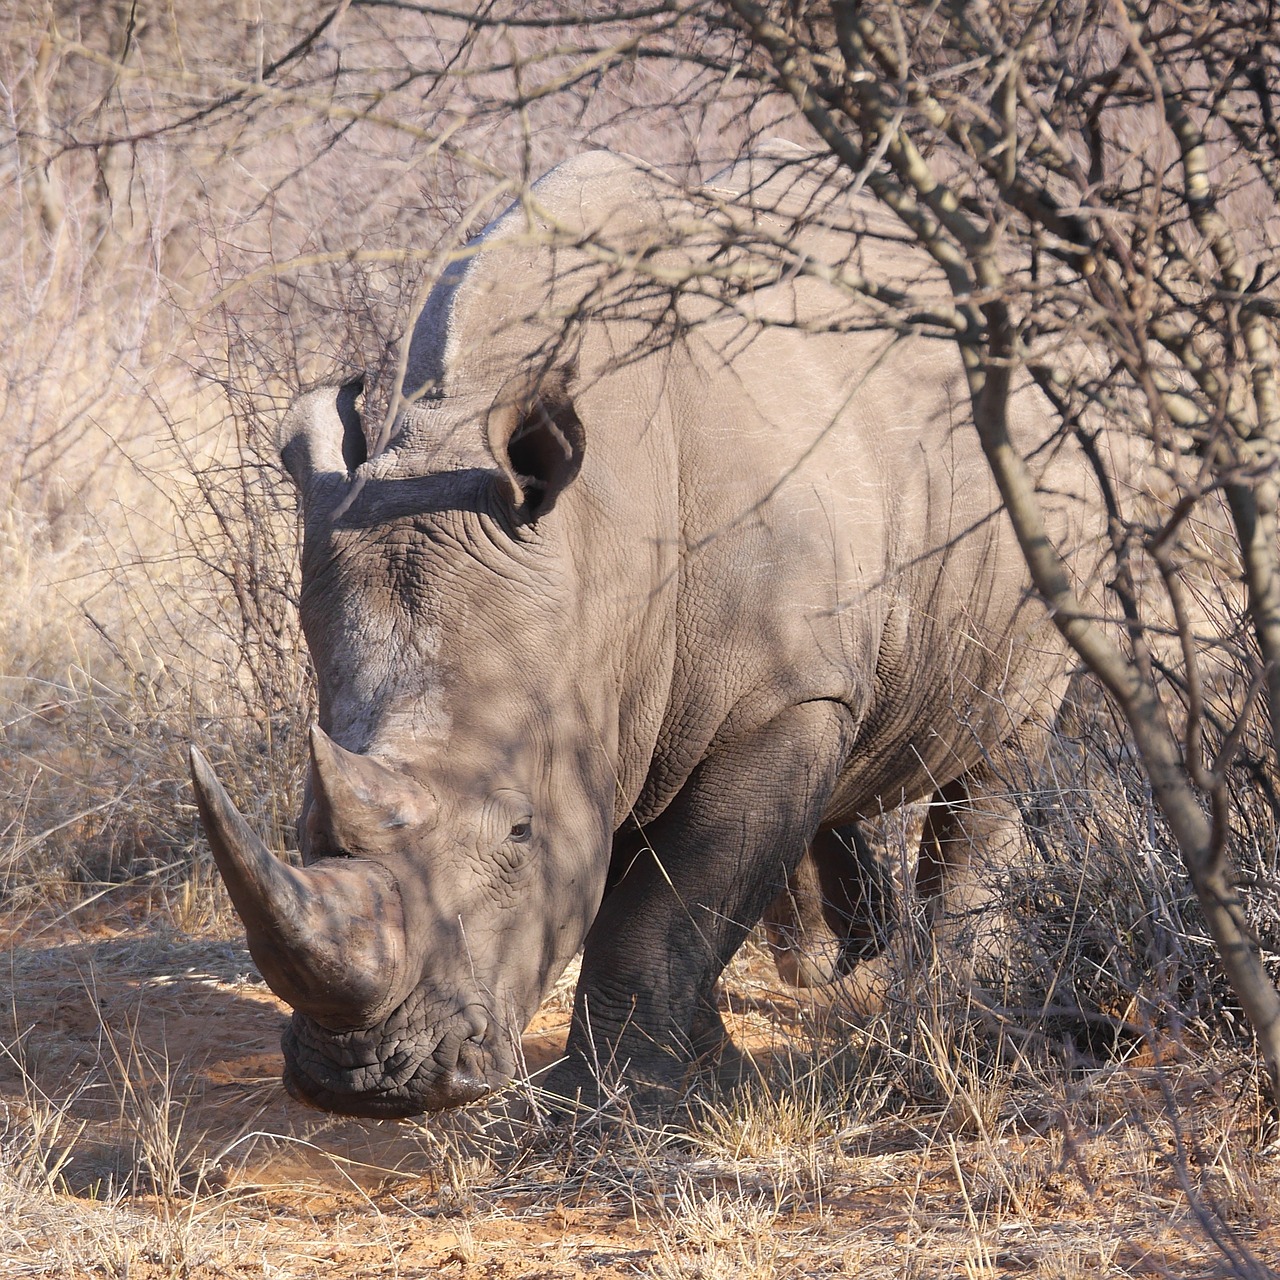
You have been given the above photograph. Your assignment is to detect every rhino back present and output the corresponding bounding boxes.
[391,149,1081,825]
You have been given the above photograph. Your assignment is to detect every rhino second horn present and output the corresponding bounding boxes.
[189,746,406,1030]
[308,724,438,856]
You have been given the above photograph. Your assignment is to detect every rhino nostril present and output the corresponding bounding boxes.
[439,1065,491,1107]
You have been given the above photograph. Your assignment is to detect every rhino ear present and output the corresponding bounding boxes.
[486,380,584,521]
[278,378,367,497]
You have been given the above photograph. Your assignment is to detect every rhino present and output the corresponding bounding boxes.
[189,148,1091,1117]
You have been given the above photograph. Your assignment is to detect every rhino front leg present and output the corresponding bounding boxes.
[548,700,854,1108]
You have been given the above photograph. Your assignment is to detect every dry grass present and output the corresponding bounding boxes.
[1,914,1279,1278]
[3,4,1280,1278]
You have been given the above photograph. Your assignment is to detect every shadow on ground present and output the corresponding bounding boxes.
[0,927,571,1194]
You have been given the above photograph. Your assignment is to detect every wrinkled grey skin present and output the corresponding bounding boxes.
[193,149,1095,1117]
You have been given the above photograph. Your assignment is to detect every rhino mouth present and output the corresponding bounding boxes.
[281,1000,511,1118]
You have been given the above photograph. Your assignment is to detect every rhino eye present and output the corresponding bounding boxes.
[508,821,532,844]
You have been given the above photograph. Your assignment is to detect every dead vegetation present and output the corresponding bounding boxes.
[4,2,1280,1277]
[2,916,1278,1279]
[3,723,1278,1276]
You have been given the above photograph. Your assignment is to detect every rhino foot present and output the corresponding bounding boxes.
[538,1054,687,1122]
[533,998,751,1124]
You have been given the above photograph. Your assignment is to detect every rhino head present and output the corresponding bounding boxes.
[190,371,639,1117]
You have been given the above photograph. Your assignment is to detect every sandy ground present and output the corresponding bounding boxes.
[2,914,1278,1279]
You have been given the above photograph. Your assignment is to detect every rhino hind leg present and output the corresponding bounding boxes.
[764,761,1044,1011]
[913,767,1044,1001]
[762,823,893,988]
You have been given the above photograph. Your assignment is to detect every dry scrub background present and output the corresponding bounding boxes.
[2,4,1280,1277]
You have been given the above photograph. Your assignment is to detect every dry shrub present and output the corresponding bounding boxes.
[0,0,795,930]
[0,3,455,924]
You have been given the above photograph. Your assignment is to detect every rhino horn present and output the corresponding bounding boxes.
[189,745,406,1029]
[307,724,438,856]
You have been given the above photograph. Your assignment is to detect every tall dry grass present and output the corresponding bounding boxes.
[0,0,784,928]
